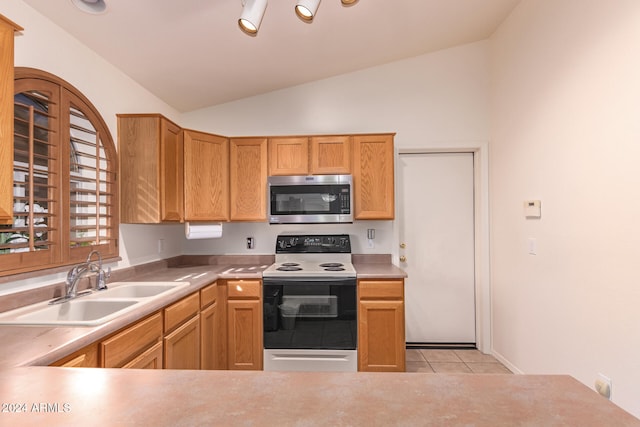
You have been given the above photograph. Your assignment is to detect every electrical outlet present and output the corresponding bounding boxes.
[595,374,612,399]
[157,239,164,253]
[246,237,255,250]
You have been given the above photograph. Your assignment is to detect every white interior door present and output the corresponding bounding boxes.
[399,152,476,344]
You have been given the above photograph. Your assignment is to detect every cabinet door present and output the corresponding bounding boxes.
[183,130,229,221]
[51,344,99,368]
[123,341,163,369]
[159,119,184,221]
[352,134,395,219]
[1,17,22,225]
[268,137,309,176]
[118,114,183,224]
[200,300,220,370]
[230,138,267,221]
[227,299,263,370]
[164,314,201,370]
[358,299,405,372]
[310,136,351,175]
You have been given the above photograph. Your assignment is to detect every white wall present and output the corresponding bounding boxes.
[0,0,183,294]
[490,0,640,417]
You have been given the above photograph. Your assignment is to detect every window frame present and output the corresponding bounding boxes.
[0,67,118,277]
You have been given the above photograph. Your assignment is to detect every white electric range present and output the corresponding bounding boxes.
[262,234,357,372]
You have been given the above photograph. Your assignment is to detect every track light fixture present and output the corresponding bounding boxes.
[295,0,321,22]
[238,0,268,36]
[239,0,357,36]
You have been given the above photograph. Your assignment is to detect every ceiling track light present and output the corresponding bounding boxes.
[239,0,268,36]
[239,0,357,36]
[295,0,321,22]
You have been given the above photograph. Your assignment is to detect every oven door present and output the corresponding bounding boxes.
[263,277,357,372]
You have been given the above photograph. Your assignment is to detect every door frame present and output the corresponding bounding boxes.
[393,143,491,353]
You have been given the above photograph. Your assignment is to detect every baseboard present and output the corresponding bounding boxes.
[406,342,476,350]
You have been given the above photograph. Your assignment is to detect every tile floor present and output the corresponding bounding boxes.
[406,349,512,374]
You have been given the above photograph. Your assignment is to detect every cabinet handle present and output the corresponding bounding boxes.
[400,243,406,249]
[399,256,406,262]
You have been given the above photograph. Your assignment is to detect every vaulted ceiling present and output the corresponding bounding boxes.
[23,0,521,112]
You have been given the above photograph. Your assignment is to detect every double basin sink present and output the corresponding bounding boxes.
[0,282,190,327]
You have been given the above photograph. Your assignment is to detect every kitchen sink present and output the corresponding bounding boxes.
[0,299,140,327]
[97,282,189,298]
[0,281,191,327]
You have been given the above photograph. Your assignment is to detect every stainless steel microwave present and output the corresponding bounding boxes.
[268,175,353,224]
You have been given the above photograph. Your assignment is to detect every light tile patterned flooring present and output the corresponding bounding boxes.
[406,349,512,374]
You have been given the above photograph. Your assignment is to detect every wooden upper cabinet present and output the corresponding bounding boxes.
[309,136,351,175]
[118,114,183,223]
[230,138,267,221]
[0,15,22,225]
[352,134,395,220]
[183,130,229,221]
[268,137,309,176]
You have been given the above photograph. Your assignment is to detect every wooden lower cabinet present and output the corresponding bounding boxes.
[225,279,263,370]
[123,341,163,369]
[164,314,200,369]
[227,299,262,370]
[200,299,220,370]
[51,344,99,368]
[358,279,406,372]
[163,293,201,369]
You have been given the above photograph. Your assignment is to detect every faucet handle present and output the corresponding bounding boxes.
[96,266,111,291]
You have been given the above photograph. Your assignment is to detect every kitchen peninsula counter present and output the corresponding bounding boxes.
[1,367,638,426]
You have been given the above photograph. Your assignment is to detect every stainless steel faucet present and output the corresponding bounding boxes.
[50,250,111,304]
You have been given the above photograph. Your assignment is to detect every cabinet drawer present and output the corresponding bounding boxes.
[165,292,199,332]
[101,312,162,368]
[358,280,404,299]
[227,279,261,299]
[200,282,217,309]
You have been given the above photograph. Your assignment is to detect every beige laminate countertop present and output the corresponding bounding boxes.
[1,368,638,426]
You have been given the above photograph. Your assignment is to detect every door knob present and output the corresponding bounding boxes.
[399,255,407,262]
[400,243,406,249]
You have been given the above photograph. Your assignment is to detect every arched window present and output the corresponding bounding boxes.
[0,68,118,276]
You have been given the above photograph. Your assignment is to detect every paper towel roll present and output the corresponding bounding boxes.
[185,222,223,240]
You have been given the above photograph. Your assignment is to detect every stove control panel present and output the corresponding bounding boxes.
[275,234,351,253]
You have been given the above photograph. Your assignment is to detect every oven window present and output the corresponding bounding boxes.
[263,280,357,350]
